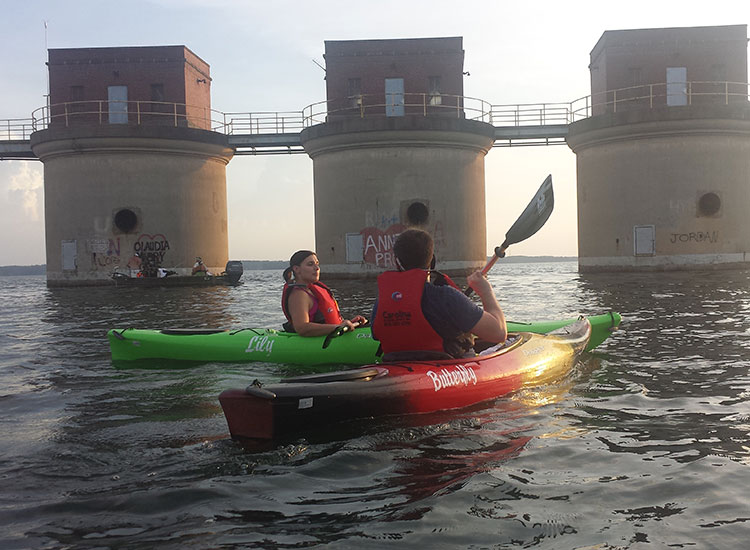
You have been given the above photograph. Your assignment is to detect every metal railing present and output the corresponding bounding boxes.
[301,93,493,126]
[29,100,228,132]
[221,111,305,135]
[1,118,36,140]
[489,81,750,128]
[489,102,574,127]
[567,80,750,119]
[3,81,748,145]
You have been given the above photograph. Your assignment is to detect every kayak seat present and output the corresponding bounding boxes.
[282,367,383,384]
[477,334,523,356]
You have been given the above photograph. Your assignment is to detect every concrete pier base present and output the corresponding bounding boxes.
[31,125,234,287]
[567,104,750,273]
[300,116,496,277]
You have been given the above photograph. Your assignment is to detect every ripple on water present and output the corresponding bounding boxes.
[3,267,750,549]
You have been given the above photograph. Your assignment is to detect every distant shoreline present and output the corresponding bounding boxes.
[0,265,47,276]
[0,256,576,276]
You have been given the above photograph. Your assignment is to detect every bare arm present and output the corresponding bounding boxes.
[466,270,507,344]
[288,289,359,337]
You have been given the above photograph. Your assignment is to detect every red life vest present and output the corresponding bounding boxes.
[282,281,343,331]
[372,269,445,355]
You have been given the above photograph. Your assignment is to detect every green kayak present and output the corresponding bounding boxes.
[107,312,620,366]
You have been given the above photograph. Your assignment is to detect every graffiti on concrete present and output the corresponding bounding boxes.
[92,238,122,269]
[365,211,399,230]
[134,233,171,267]
[670,231,719,244]
[378,214,399,228]
[89,234,171,271]
[361,224,406,267]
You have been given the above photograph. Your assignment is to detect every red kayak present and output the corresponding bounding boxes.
[219,318,591,440]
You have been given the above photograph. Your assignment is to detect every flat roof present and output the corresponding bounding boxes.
[47,45,209,69]
[324,36,463,57]
[590,24,747,60]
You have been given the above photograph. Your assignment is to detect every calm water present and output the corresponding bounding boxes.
[1,263,749,549]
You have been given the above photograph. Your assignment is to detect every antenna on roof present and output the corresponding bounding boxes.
[44,20,50,112]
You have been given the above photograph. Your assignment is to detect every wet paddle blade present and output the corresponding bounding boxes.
[503,174,554,249]
[464,175,555,296]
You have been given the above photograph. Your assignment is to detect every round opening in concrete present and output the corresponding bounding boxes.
[114,209,138,233]
[406,201,429,225]
[698,192,721,217]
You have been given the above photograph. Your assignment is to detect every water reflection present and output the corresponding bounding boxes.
[43,285,244,329]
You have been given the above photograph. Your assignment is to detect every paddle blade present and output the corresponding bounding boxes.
[503,174,554,248]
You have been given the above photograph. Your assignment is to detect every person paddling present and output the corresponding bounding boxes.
[281,250,367,336]
[371,229,507,360]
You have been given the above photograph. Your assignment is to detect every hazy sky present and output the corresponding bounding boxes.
[1,0,748,265]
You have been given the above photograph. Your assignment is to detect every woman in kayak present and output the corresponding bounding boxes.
[282,250,367,336]
[371,229,506,359]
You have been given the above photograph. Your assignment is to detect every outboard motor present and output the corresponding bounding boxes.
[224,260,244,285]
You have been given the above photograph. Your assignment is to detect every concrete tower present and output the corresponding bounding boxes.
[568,25,750,272]
[300,37,496,277]
[31,46,233,286]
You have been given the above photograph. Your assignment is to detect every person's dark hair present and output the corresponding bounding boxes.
[393,229,434,270]
[283,249,316,282]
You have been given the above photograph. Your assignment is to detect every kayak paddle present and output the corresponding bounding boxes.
[322,319,366,349]
[465,174,554,296]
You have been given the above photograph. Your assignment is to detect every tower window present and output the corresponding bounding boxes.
[628,67,643,87]
[151,83,165,102]
[70,86,84,102]
[428,76,442,106]
[348,78,362,108]
[150,83,168,117]
[710,64,727,82]
[70,86,84,112]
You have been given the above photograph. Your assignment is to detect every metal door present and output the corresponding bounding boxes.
[346,233,363,263]
[666,67,687,106]
[108,85,128,124]
[385,78,404,117]
[61,240,77,270]
[634,225,655,256]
